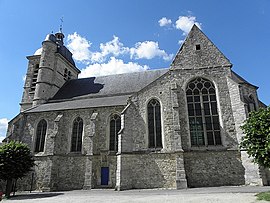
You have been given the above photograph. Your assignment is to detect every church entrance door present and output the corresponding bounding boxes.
[101,167,109,185]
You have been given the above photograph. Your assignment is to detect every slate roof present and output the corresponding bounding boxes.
[26,68,169,113]
[57,45,76,66]
[231,71,258,89]
[44,33,76,67]
[26,95,131,113]
[51,68,169,101]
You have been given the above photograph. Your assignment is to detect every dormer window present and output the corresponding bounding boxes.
[195,44,201,51]
[64,68,68,79]
[68,71,71,80]
[64,68,72,81]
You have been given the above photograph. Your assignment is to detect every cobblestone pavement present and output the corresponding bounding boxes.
[3,186,270,203]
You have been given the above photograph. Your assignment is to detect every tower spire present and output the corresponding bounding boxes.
[60,16,64,33]
[55,17,65,45]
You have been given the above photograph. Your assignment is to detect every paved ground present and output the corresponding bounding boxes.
[2,186,270,203]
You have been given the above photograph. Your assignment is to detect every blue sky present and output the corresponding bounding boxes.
[0,0,269,141]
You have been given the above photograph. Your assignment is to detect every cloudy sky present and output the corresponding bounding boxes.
[0,0,269,142]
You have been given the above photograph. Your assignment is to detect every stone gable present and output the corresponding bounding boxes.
[171,25,231,69]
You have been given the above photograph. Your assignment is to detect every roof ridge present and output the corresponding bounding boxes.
[75,67,169,80]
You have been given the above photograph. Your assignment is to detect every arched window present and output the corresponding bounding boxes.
[35,119,47,152]
[71,117,83,152]
[186,78,221,146]
[147,99,162,149]
[109,114,121,151]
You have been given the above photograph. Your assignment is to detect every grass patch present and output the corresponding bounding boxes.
[256,191,270,201]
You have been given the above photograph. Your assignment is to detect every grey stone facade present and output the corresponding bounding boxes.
[3,25,269,192]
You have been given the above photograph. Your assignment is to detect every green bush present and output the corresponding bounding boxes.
[0,141,35,197]
[240,106,270,168]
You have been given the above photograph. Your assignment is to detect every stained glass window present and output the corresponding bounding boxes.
[35,119,47,152]
[186,78,221,146]
[148,99,162,149]
[109,114,121,151]
[71,117,83,152]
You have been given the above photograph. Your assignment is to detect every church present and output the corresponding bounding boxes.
[4,25,269,191]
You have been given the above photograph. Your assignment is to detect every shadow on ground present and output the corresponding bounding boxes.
[7,192,64,200]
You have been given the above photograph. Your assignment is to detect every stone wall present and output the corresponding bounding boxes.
[7,105,124,191]
[51,155,86,190]
[14,155,86,191]
[131,71,177,152]
[184,150,245,187]
[227,76,264,185]
[14,156,52,191]
[92,106,124,154]
[131,66,239,151]
[117,153,177,190]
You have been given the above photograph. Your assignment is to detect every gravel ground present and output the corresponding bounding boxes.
[2,186,270,203]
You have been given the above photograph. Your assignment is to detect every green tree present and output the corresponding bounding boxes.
[240,106,270,168]
[0,141,35,197]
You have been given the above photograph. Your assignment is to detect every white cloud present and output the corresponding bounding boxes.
[0,118,8,142]
[22,75,26,82]
[66,32,92,63]
[66,33,172,77]
[130,41,173,61]
[175,16,202,35]
[79,57,148,78]
[158,17,172,27]
[91,36,129,63]
[66,33,172,64]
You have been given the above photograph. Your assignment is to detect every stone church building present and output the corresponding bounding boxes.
[4,25,269,191]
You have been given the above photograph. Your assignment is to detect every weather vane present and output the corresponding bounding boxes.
[60,17,64,33]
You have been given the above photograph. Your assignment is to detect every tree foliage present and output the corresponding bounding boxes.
[240,106,270,168]
[0,141,35,180]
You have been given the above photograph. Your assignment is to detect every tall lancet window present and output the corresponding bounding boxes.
[186,77,221,146]
[109,114,121,151]
[71,117,83,152]
[35,119,47,152]
[147,99,162,149]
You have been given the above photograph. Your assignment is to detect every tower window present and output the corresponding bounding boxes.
[30,64,39,92]
[195,44,201,51]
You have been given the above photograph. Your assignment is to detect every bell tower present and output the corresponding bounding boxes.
[20,32,81,111]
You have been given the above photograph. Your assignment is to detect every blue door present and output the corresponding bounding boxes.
[101,167,109,185]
